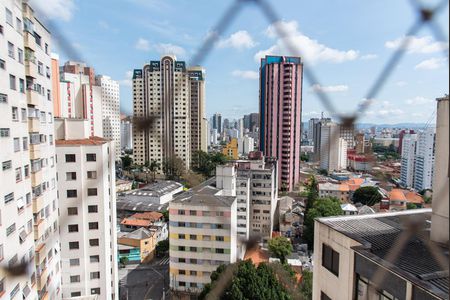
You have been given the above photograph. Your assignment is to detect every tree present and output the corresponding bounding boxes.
[268,236,293,263]
[300,153,309,162]
[119,256,129,266]
[155,240,169,256]
[148,159,160,182]
[318,169,328,176]
[162,156,185,180]
[303,197,343,249]
[200,260,295,300]
[161,210,169,222]
[299,270,312,299]
[304,175,318,210]
[192,150,228,178]
[352,186,382,206]
[182,171,205,188]
[121,155,133,170]
[406,203,417,210]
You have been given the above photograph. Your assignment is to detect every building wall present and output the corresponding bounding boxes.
[222,138,238,159]
[259,56,303,192]
[57,141,118,299]
[413,128,435,191]
[400,134,417,188]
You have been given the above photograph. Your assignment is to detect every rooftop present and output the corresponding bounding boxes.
[55,136,109,146]
[171,178,236,207]
[318,209,448,298]
[119,228,155,240]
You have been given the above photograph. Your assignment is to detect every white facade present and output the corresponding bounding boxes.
[0,1,61,299]
[210,128,218,145]
[413,127,435,191]
[320,123,347,173]
[96,75,121,159]
[120,118,132,150]
[238,136,255,155]
[400,133,417,188]
[55,119,118,299]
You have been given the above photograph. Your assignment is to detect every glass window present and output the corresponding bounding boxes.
[67,190,77,198]
[8,42,14,58]
[9,74,16,90]
[87,188,97,196]
[322,244,339,277]
[67,207,78,215]
[69,258,80,266]
[88,222,99,230]
[69,242,79,250]
[88,205,98,213]
[66,172,76,181]
[68,224,79,232]
[90,255,100,263]
[65,154,76,162]
[5,8,13,25]
[89,239,99,247]
[70,275,80,283]
[87,171,97,179]
[86,153,96,161]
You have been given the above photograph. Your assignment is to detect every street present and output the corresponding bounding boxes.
[119,256,170,300]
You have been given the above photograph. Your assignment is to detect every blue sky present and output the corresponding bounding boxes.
[31,0,449,124]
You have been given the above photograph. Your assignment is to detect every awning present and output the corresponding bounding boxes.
[17,198,25,209]
[19,230,28,242]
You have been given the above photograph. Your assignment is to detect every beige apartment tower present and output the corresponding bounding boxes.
[132,56,207,170]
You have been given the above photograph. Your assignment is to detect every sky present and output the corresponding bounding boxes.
[30,0,449,124]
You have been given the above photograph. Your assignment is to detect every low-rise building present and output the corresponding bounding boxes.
[318,182,350,201]
[118,228,157,263]
[313,209,448,300]
[222,138,239,159]
[116,179,133,192]
[120,211,168,243]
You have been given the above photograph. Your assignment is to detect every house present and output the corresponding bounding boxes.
[120,211,168,242]
[118,228,157,263]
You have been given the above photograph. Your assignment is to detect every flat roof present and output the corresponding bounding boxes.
[317,209,448,298]
[56,136,109,146]
[171,177,236,207]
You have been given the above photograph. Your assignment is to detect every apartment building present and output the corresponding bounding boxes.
[259,55,303,192]
[120,115,132,151]
[95,75,121,158]
[320,123,348,173]
[0,1,62,299]
[168,179,237,294]
[413,127,435,191]
[54,118,118,299]
[237,136,254,155]
[132,56,206,169]
[312,117,331,161]
[400,133,417,188]
[339,123,355,149]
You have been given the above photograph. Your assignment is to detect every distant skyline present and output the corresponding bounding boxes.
[32,0,449,123]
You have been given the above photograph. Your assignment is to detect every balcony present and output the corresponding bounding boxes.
[28,118,40,132]
[35,243,46,264]
[34,219,46,240]
[23,31,36,51]
[26,88,39,105]
[29,144,41,160]
[31,170,42,186]
[33,194,44,214]
[37,267,48,290]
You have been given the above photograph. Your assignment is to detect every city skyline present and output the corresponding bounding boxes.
[30,0,449,123]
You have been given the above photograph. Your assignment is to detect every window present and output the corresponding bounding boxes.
[321,292,332,300]
[13,138,20,151]
[71,292,81,297]
[22,137,28,150]
[69,258,80,266]
[2,161,12,170]
[37,61,43,75]
[24,165,29,178]
[67,190,77,198]
[215,248,224,254]
[86,153,96,161]
[9,74,16,90]
[70,275,80,283]
[215,236,224,242]
[12,107,18,120]
[6,223,16,236]
[5,8,13,25]
[15,168,21,182]
[65,154,76,162]
[88,205,98,213]
[18,48,23,64]
[89,239,99,246]
[189,210,197,216]
[322,244,339,277]
[89,222,99,230]
[87,171,97,179]
[8,42,14,58]
[90,272,100,279]
[4,193,14,204]
[66,172,76,181]
[67,207,78,215]
[90,255,100,263]
[0,93,7,103]
[69,242,79,250]
[68,224,79,232]
[179,270,186,275]
[91,288,100,295]
[87,188,98,196]
[16,18,22,31]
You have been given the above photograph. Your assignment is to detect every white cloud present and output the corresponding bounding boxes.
[217,31,256,50]
[360,54,378,60]
[255,20,359,64]
[135,38,151,51]
[395,81,407,87]
[153,43,186,57]
[311,84,349,93]
[119,71,133,87]
[414,57,447,70]
[405,96,433,105]
[29,0,75,21]
[385,35,449,54]
[231,70,259,80]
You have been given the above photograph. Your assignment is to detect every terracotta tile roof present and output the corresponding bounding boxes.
[131,211,163,222]
[339,184,350,192]
[120,218,151,227]
[244,247,269,266]
[405,191,424,204]
[389,189,407,201]
[56,136,109,146]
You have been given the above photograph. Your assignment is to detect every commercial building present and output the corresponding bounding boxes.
[95,75,121,158]
[212,112,222,134]
[168,178,238,294]
[413,127,435,191]
[320,123,347,173]
[259,55,303,191]
[55,118,118,299]
[0,1,61,298]
[132,56,206,169]
[312,209,448,300]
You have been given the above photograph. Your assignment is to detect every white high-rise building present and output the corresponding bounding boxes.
[238,136,255,155]
[320,123,347,173]
[400,133,418,188]
[96,75,121,159]
[210,128,218,146]
[413,127,435,191]
[132,56,206,169]
[55,118,118,299]
[0,1,61,298]
[120,116,133,151]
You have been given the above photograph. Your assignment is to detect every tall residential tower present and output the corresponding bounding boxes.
[259,56,303,191]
